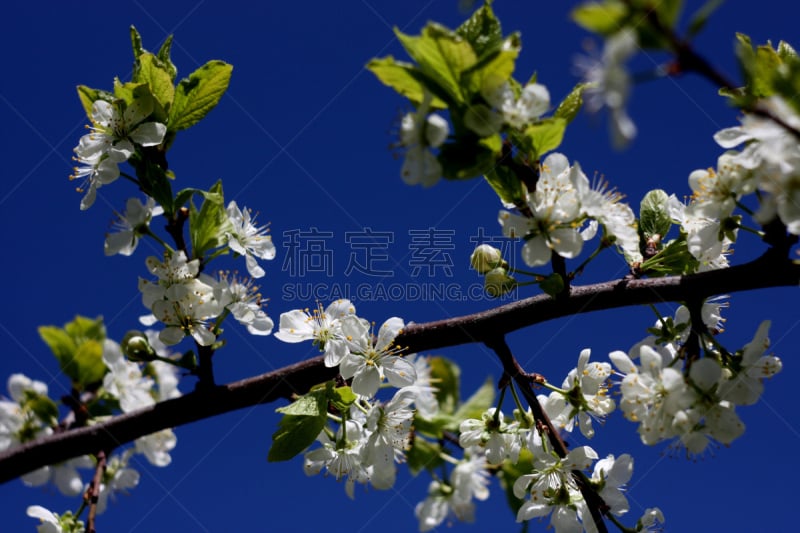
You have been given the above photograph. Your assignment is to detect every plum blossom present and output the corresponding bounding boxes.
[513,445,599,530]
[104,196,163,256]
[70,97,166,210]
[415,450,491,531]
[215,271,274,336]
[498,153,584,266]
[225,201,276,278]
[274,300,356,366]
[542,349,616,438]
[304,420,369,499]
[27,506,85,533]
[576,29,638,149]
[459,408,523,465]
[399,93,449,187]
[339,316,416,398]
[487,82,551,129]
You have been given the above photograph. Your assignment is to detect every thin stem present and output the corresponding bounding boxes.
[142,227,175,253]
[483,336,608,533]
[85,450,107,533]
[119,171,139,185]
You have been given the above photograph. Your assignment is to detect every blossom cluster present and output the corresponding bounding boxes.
[497,152,640,269]
[612,315,781,454]
[137,200,275,346]
[1,334,182,531]
[275,300,441,498]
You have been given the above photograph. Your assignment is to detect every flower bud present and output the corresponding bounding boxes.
[470,244,506,274]
[121,330,156,362]
[484,267,516,297]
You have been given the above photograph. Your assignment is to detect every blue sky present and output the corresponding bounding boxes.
[1,1,798,531]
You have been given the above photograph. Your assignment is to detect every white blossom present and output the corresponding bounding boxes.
[70,97,166,210]
[104,196,162,256]
[225,201,276,278]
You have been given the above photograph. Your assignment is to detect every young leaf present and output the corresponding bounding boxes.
[429,356,460,414]
[169,60,233,131]
[157,34,178,81]
[269,389,328,462]
[366,57,447,108]
[452,377,495,424]
[687,0,726,38]
[395,24,478,105]
[540,273,565,297]
[39,316,107,388]
[407,437,444,475]
[455,1,503,58]
[138,53,175,113]
[554,83,588,124]
[484,166,526,207]
[189,180,230,258]
[76,86,113,120]
[523,117,567,158]
[639,189,672,241]
[571,1,628,35]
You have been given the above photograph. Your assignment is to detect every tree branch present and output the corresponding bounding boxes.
[1,252,797,484]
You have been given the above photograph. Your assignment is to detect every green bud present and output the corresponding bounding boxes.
[121,330,156,362]
[484,267,516,297]
[471,244,506,274]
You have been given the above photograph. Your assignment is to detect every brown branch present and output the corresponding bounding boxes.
[85,450,107,533]
[0,253,798,484]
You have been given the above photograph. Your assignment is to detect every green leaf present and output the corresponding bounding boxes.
[452,377,495,424]
[430,356,460,414]
[639,235,699,276]
[157,34,178,81]
[189,180,229,258]
[174,187,224,211]
[169,60,233,131]
[455,1,503,58]
[76,86,113,121]
[687,0,726,38]
[269,389,328,462]
[38,327,76,370]
[571,1,628,35]
[554,83,588,124]
[139,53,175,113]
[639,189,672,241]
[484,165,526,207]
[329,385,357,412]
[28,395,59,426]
[654,0,684,28]
[777,40,799,63]
[395,24,478,105]
[439,140,497,180]
[735,33,781,99]
[407,437,444,475]
[72,340,106,386]
[523,118,567,158]
[39,316,107,388]
[130,26,145,81]
[412,411,456,439]
[464,34,521,99]
[540,273,564,297]
[366,57,447,108]
[276,389,327,416]
[268,412,327,462]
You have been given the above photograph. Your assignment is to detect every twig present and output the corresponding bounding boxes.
[483,336,608,533]
[85,450,107,533]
